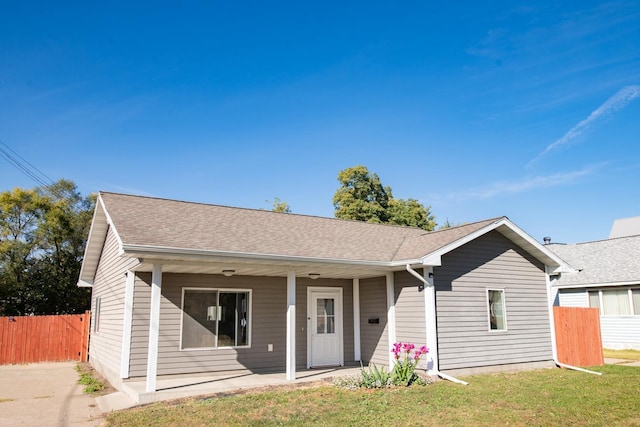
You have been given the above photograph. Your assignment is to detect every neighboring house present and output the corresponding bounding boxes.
[78,192,571,395]
[548,234,640,350]
[609,215,640,239]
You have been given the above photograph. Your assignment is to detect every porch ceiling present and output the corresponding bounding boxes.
[130,254,396,280]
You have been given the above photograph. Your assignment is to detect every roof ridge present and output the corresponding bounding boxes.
[99,191,428,232]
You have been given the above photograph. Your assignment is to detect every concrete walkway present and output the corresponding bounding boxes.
[604,357,640,366]
[97,366,362,412]
[0,362,103,427]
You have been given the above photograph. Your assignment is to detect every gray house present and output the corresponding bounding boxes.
[548,234,640,350]
[78,192,571,396]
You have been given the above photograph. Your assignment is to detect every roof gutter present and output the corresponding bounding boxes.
[545,267,602,376]
[122,244,403,268]
[405,264,469,385]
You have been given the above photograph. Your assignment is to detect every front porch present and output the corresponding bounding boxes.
[98,366,362,410]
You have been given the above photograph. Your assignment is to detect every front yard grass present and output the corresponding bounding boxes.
[106,365,640,426]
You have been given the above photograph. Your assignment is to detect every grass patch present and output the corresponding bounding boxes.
[105,365,640,426]
[604,348,640,361]
[75,364,105,394]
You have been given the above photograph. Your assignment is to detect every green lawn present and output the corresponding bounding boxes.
[106,365,640,427]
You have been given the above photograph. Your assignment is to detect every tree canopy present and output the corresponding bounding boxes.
[333,165,436,231]
[269,197,292,213]
[0,180,94,315]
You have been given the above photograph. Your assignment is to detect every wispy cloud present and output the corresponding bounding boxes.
[528,85,640,167]
[442,164,603,202]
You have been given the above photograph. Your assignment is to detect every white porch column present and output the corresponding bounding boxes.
[286,271,296,380]
[353,278,361,361]
[424,266,439,374]
[386,272,396,368]
[146,264,162,392]
[120,271,135,379]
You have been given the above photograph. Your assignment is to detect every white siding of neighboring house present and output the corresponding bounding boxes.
[557,289,589,307]
[600,316,640,350]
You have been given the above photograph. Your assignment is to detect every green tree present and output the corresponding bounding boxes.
[0,180,94,315]
[333,166,435,231]
[269,197,291,213]
[388,198,436,230]
[437,218,465,230]
[333,165,391,224]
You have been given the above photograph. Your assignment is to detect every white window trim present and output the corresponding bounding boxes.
[486,288,508,332]
[179,287,252,351]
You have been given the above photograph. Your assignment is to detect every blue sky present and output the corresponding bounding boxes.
[1,1,639,244]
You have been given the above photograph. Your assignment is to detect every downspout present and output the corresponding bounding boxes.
[406,264,469,385]
[545,267,602,375]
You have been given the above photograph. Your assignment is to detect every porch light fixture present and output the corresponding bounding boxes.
[222,269,235,277]
[308,273,320,280]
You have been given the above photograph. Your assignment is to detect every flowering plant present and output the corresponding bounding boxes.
[390,342,429,386]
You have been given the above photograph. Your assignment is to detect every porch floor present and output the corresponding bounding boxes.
[104,366,362,409]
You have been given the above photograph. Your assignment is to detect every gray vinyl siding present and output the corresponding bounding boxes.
[129,274,354,377]
[435,230,553,370]
[394,270,427,369]
[89,227,137,381]
[359,276,389,366]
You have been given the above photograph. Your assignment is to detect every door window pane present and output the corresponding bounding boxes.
[316,298,335,334]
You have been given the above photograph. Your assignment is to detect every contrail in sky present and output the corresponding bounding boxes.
[528,85,640,167]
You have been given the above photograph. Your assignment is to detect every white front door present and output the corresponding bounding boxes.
[308,287,343,368]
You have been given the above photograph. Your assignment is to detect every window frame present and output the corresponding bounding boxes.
[179,287,252,351]
[486,288,508,332]
[93,296,101,333]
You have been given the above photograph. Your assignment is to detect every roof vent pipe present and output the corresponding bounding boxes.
[543,237,551,245]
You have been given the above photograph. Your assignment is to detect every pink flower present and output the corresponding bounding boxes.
[420,345,429,354]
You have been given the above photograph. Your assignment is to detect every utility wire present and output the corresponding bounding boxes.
[0,139,60,194]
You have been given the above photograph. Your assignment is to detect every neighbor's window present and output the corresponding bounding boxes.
[588,290,600,309]
[601,289,632,316]
[633,290,640,315]
[181,289,250,350]
[487,289,507,331]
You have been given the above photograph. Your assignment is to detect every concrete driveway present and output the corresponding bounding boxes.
[0,362,103,427]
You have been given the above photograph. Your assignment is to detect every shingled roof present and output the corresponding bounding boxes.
[548,236,640,287]
[78,192,571,285]
[99,192,497,263]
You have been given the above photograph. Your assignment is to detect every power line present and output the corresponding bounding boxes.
[0,139,56,189]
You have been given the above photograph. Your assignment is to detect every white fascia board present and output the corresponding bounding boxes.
[97,194,125,254]
[77,279,94,288]
[495,217,575,273]
[554,280,640,289]
[121,244,395,268]
[413,217,575,272]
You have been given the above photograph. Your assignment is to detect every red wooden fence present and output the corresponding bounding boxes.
[554,306,604,367]
[0,311,90,365]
